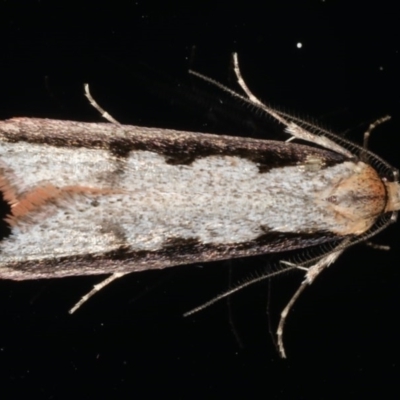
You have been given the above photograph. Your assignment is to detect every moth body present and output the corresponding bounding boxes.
[1,118,393,280]
[0,57,398,357]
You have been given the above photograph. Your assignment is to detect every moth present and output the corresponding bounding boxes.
[0,54,397,357]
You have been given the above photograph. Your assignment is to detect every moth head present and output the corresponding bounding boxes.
[384,181,400,212]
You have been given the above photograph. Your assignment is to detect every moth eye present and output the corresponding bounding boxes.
[91,200,100,207]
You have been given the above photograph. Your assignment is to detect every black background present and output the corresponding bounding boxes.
[1,1,400,398]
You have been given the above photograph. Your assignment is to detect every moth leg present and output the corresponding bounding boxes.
[231,53,352,158]
[84,83,121,125]
[362,115,391,153]
[231,53,265,108]
[277,248,345,358]
[364,241,390,251]
[69,272,128,314]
